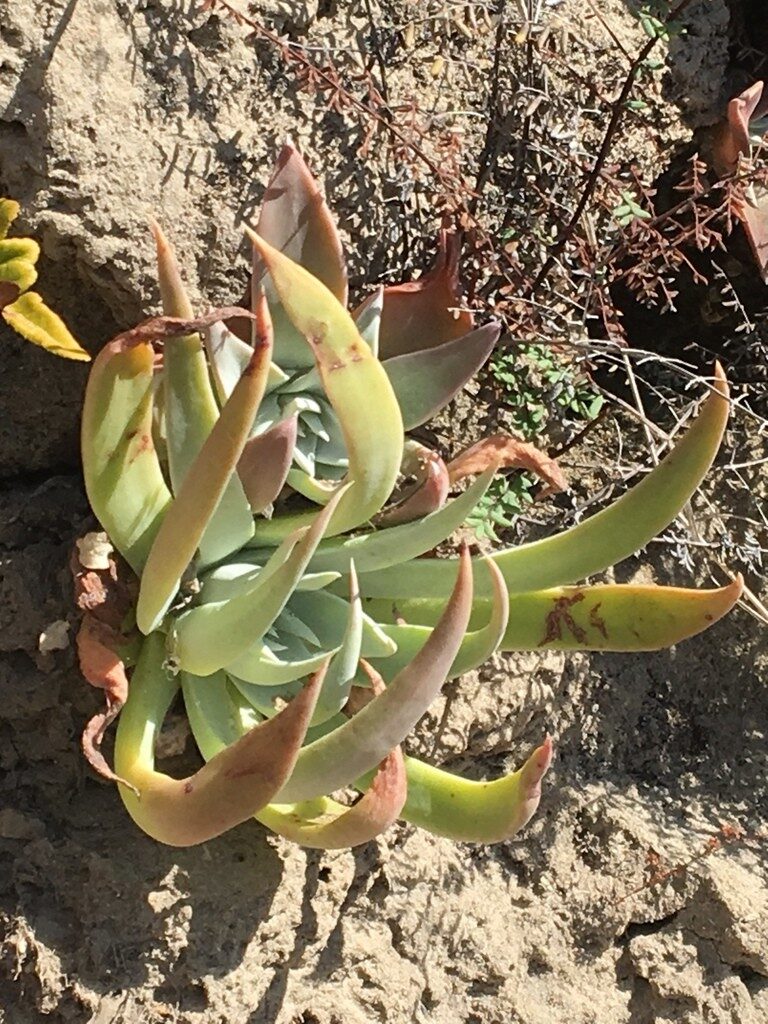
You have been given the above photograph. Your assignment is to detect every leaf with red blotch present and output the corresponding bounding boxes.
[447,433,567,499]
[371,230,474,359]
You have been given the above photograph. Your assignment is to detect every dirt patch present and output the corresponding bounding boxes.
[0,2,766,1023]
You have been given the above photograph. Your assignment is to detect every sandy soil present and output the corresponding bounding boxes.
[0,2,766,1022]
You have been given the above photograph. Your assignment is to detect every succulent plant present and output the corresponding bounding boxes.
[73,146,740,851]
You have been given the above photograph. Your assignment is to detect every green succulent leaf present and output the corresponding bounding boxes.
[247,229,404,542]
[275,548,473,803]
[383,322,501,430]
[366,578,743,655]
[363,741,552,843]
[357,368,731,599]
[82,339,172,571]
[170,487,347,675]
[154,224,255,567]
[302,468,494,575]
[136,307,273,634]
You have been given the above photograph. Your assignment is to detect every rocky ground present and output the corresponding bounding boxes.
[0,2,766,1022]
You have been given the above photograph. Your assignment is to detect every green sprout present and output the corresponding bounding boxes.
[66,145,740,850]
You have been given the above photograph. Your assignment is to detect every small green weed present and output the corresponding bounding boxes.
[467,345,603,542]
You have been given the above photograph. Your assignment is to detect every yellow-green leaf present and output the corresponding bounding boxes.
[0,199,20,241]
[3,291,90,361]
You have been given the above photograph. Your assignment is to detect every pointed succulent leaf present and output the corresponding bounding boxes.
[228,647,337,687]
[114,633,324,847]
[289,589,397,659]
[170,488,347,675]
[3,291,90,361]
[184,672,400,849]
[352,285,383,357]
[383,322,500,430]
[309,561,364,724]
[372,558,509,680]
[261,743,407,849]
[136,300,273,634]
[357,367,731,598]
[366,578,743,651]
[363,739,553,843]
[261,666,406,848]
[305,468,493,575]
[246,229,404,541]
[372,230,473,359]
[203,320,288,404]
[254,142,348,368]
[275,547,473,803]
[151,219,195,319]
[238,415,298,513]
[153,223,254,567]
[712,81,768,177]
[82,339,172,570]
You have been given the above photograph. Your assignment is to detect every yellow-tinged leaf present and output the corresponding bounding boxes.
[0,237,40,295]
[2,291,90,361]
[0,199,20,241]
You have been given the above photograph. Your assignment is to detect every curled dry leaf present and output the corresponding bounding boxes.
[377,443,450,526]
[72,538,138,788]
[447,433,567,499]
[76,614,136,792]
[108,307,257,352]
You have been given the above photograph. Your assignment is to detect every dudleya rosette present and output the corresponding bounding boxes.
[68,144,740,850]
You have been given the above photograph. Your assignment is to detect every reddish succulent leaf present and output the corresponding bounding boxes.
[710,81,768,282]
[372,230,474,359]
[256,143,348,303]
[447,433,567,499]
[253,142,347,365]
[238,415,298,512]
[378,444,450,526]
[270,664,407,849]
[119,655,326,847]
[712,81,767,176]
[382,322,500,429]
